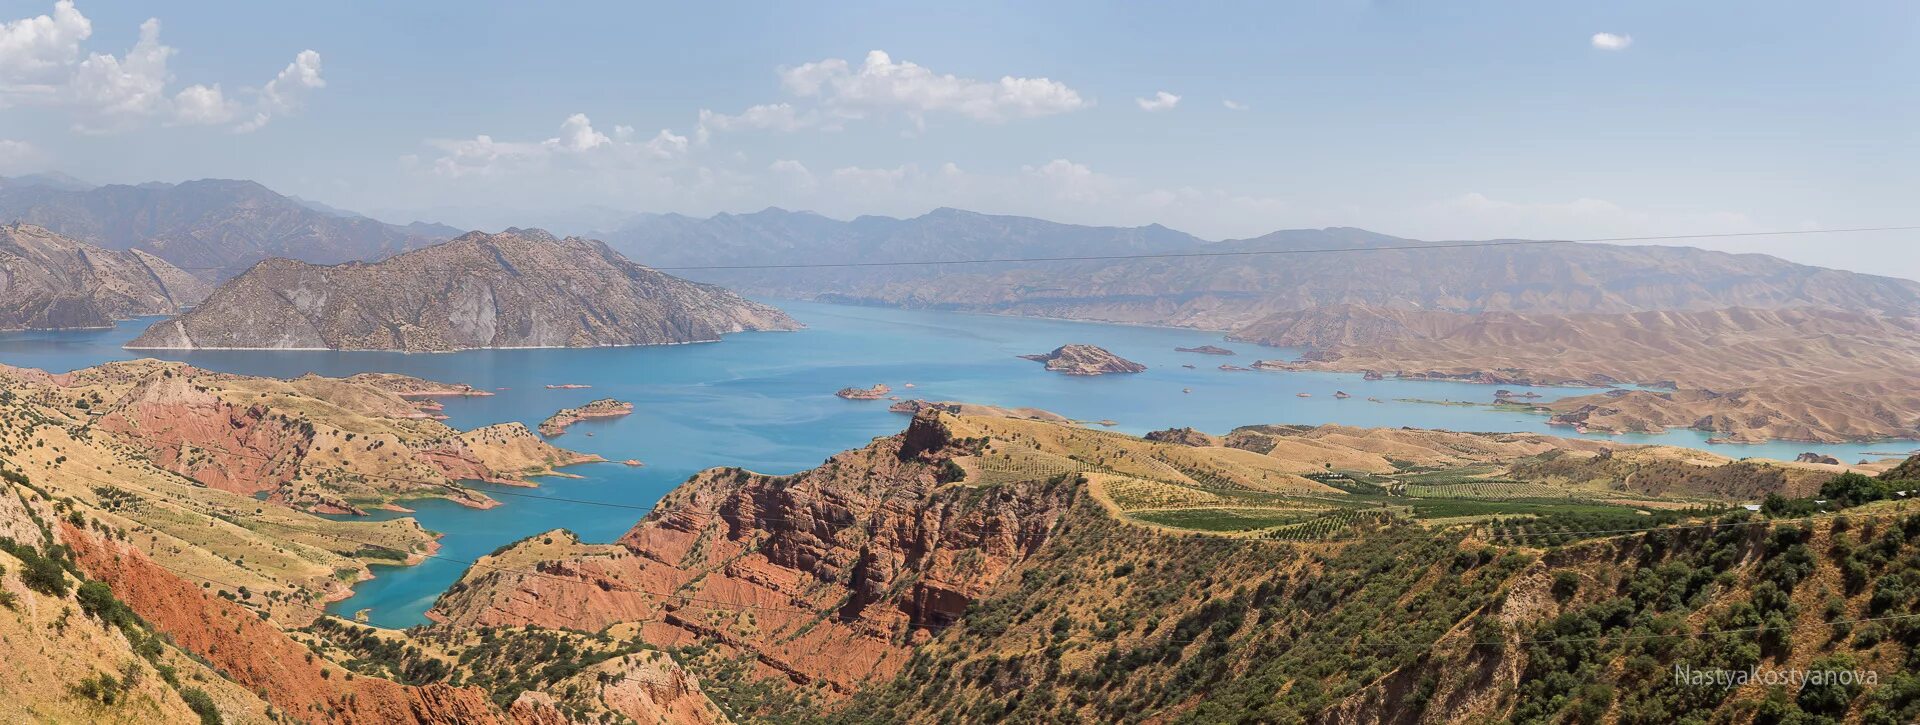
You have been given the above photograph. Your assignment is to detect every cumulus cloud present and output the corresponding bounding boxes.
[233,49,325,132]
[423,113,691,178]
[171,83,235,125]
[1135,91,1180,112]
[780,50,1086,122]
[696,103,820,141]
[1222,99,1247,111]
[1590,32,1633,51]
[0,2,323,132]
[698,50,1086,141]
[0,0,91,88]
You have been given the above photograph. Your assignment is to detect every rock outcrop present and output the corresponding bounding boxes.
[126,228,800,351]
[0,223,209,330]
[429,411,1079,694]
[1144,426,1221,447]
[538,398,634,436]
[836,383,891,400]
[1019,344,1146,375]
[887,399,1073,422]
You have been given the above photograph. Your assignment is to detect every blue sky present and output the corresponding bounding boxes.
[3,1,1917,278]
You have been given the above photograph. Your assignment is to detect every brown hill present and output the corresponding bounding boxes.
[421,411,1920,723]
[1237,305,1920,443]
[0,223,208,330]
[126,228,799,352]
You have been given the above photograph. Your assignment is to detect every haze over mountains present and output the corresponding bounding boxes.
[0,174,459,280]
[602,207,1920,329]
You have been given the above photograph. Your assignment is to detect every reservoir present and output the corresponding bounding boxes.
[2,301,1906,627]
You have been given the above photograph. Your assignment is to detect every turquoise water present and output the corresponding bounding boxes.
[1,301,1910,627]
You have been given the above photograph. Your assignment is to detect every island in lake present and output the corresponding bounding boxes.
[1019,344,1146,376]
[836,383,892,400]
[1175,344,1235,355]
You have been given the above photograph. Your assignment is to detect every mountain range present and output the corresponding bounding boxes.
[600,207,1920,329]
[127,228,799,352]
[0,175,459,280]
[0,223,209,330]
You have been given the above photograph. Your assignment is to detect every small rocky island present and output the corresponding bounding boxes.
[836,384,892,400]
[1019,344,1146,376]
[538,398,635,437]
[1174,345,1236,356]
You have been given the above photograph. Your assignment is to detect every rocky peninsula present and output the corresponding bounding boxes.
[538,398,635,437]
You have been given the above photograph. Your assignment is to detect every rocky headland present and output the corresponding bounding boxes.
[125,228,800,352]
[1019,344,1147,375]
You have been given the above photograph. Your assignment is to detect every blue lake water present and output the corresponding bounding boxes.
[2,301,1910,627]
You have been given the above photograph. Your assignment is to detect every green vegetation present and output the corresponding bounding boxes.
[1128,507,1311,532]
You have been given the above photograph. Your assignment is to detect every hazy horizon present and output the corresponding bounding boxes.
[5,0,1917,279]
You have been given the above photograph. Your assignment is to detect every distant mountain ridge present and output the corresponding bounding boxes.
[1233,304,1920,442]
[601,208,1920,328]
[0,223,209,330]
[0,177,460,280]
[127,228,799,352]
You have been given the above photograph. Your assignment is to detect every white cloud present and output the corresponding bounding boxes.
[64,17,172,127]
[1135,91,1181,112]
[234,49,324,132]
[767,159,817,191]
[0,0,91,88]
[171,83,234,124]
[0,2,323,132]
[0,139,49,173]
[1591,32,1633,51]
[642,128,689,159]
[553,112,610,152]
[696,103,819,141]
[750,50,1086,126]
[1222,99,1247,111]
[423,113,692,178]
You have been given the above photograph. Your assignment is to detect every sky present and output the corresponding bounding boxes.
[2,0,1918,279]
